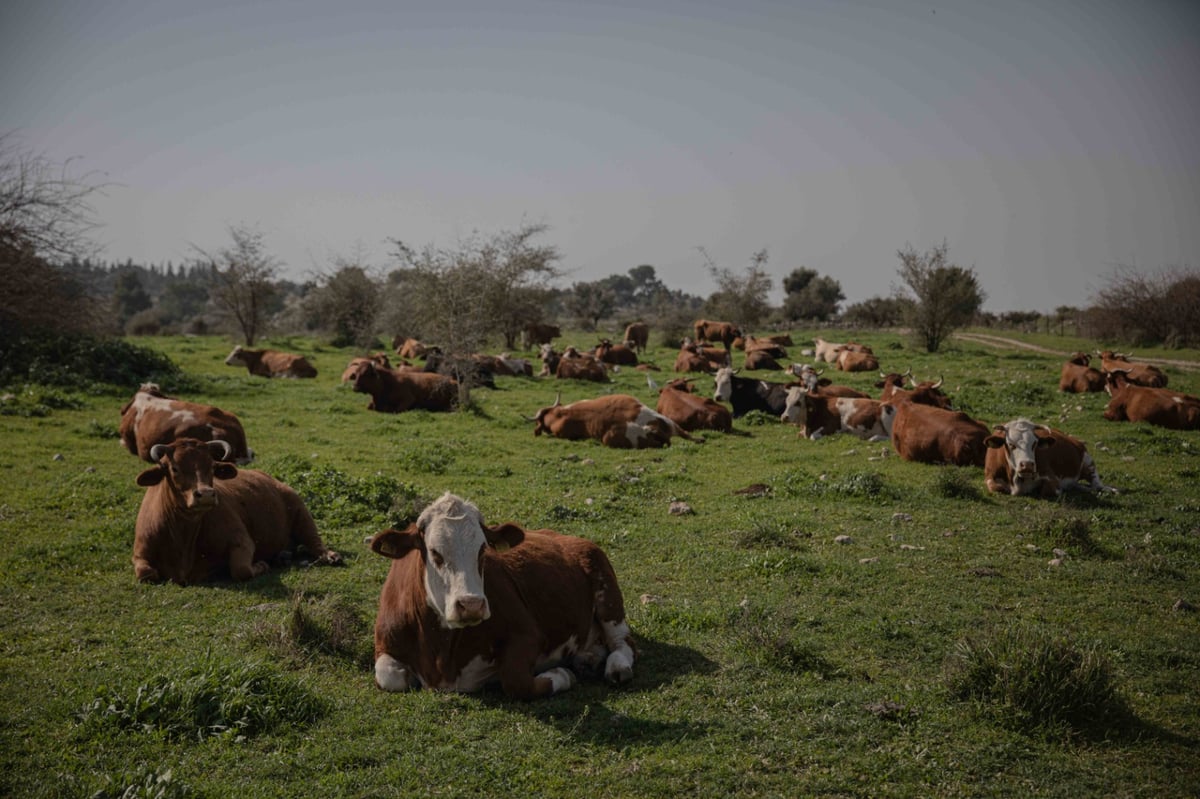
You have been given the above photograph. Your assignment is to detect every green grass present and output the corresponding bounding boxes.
[1,328,1199,798]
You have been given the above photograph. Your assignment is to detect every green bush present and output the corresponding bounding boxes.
[946,624,1127,739]
[269,456,423,527]
[0,329,188,390]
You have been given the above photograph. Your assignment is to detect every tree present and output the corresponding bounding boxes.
[303,257,384,347]
[894,241,985,353]
[0,134,108,335]
[565,280,616,331]
[112,269,151,324]
[389,224,563,404]
[1084,265,1200,347]
[0,131,104,262]
[196,225,280,345]
[699,247,774,329]
[841,296,909,328]
[781,267,844,322]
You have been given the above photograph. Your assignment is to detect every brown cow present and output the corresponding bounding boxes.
[595,339,639,366]
[744,349,784,371]
[352,362,457,412]
[673,346,711,374]
[119,384,253,464]
[656,379,733,433]
[1103,371,1200,430]
[132,438,340,584]
[888,400,989,467]
[341,353,393,383]
[370,492,635,698]
[225,346,317,378]
[393,337,429,360]
[781,387,895,441]
[836,349,880,372]
[555,355,609,382]
[1059,352,1105,393]
[694,319,742,350]
[522,322,562,349]
[875,372,952,408]
[1097,351,1168,388]
[623,322,649,354]
[984,418,1112,498]
[531,394,695,448]
[742,336,789,359]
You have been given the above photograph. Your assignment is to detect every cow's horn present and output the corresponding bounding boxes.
[149,444,171,462]
[932,376,944,389]
[207,439,233,461]
[553,392,562,407]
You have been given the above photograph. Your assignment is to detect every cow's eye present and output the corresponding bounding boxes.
[429,550,445,568]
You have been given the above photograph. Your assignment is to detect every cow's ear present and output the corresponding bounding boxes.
[136,466,166,487]
[370,526,422,559]
[984,433,1006,449]
[484,523,525,552]
[213,463,238,480]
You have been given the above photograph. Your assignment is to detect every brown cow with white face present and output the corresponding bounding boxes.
[352,362,457,412]
[225,346,317,378]
[1103,371,1200,430]
[1059,352,1106,393]
[693,319,742,350]
[984,418,1111,498]
[131,438,340,584]
[656,379,733,433]
[781,387,895,441]
[370,492,635,699]
[887,401,989,467]
[532,394,695,448]
[1096,351,1168,388]
[119,384,253,464]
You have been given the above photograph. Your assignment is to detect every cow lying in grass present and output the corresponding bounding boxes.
[370,492,636,699]
[984,418,1113,497]
[132,438,340,585]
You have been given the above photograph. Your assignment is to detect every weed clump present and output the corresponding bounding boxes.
[934,467,983,500]
[78,660,326,742]
[270,455,423,526]
[946,624,1127,739]
[261,592,373,668]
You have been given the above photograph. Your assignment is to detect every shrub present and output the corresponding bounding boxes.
[269,456,423,527]
[78,660,326,742]
[0,329,188,390]
[946,624,1127,739]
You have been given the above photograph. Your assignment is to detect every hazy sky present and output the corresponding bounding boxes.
[3,0,1197,312]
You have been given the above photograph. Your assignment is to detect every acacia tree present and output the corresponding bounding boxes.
[196,225,280,345]
[894,241,985,353]
[565,280,616,330]
[699,247,774,329]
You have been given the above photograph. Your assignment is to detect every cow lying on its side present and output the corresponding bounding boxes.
[132,438,340,585]
[370,492,636,699]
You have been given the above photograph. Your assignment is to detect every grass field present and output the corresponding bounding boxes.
[1,328,1198,798]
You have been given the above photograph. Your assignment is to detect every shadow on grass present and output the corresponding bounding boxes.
[475,633,719,748]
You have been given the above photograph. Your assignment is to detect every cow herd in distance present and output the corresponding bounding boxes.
[115,322,1199,699]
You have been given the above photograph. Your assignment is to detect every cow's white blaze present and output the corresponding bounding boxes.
[781,386,807,425]
[713,367,734,402]
[418,493,490,628]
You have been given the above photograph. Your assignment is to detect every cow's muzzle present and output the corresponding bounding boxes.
[448,595,490,627]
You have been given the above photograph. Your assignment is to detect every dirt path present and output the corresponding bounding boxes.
[952,332,1200,372]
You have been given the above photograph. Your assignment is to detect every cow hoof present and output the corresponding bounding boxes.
[541,667,577,694]
[605,652,635,685]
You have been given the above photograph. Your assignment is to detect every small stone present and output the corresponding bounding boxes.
[899,544,925,551]
[891,513,913,523]
[53,453,64,461]
[1173,599,1195,612]
[1048,557,1064,567]
[668,501,693,516]
[639,594,661,606]
[859,557,879,564]
[834,535,854,545]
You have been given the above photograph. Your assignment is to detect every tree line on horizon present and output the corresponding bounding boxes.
[3,132,1198,361]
